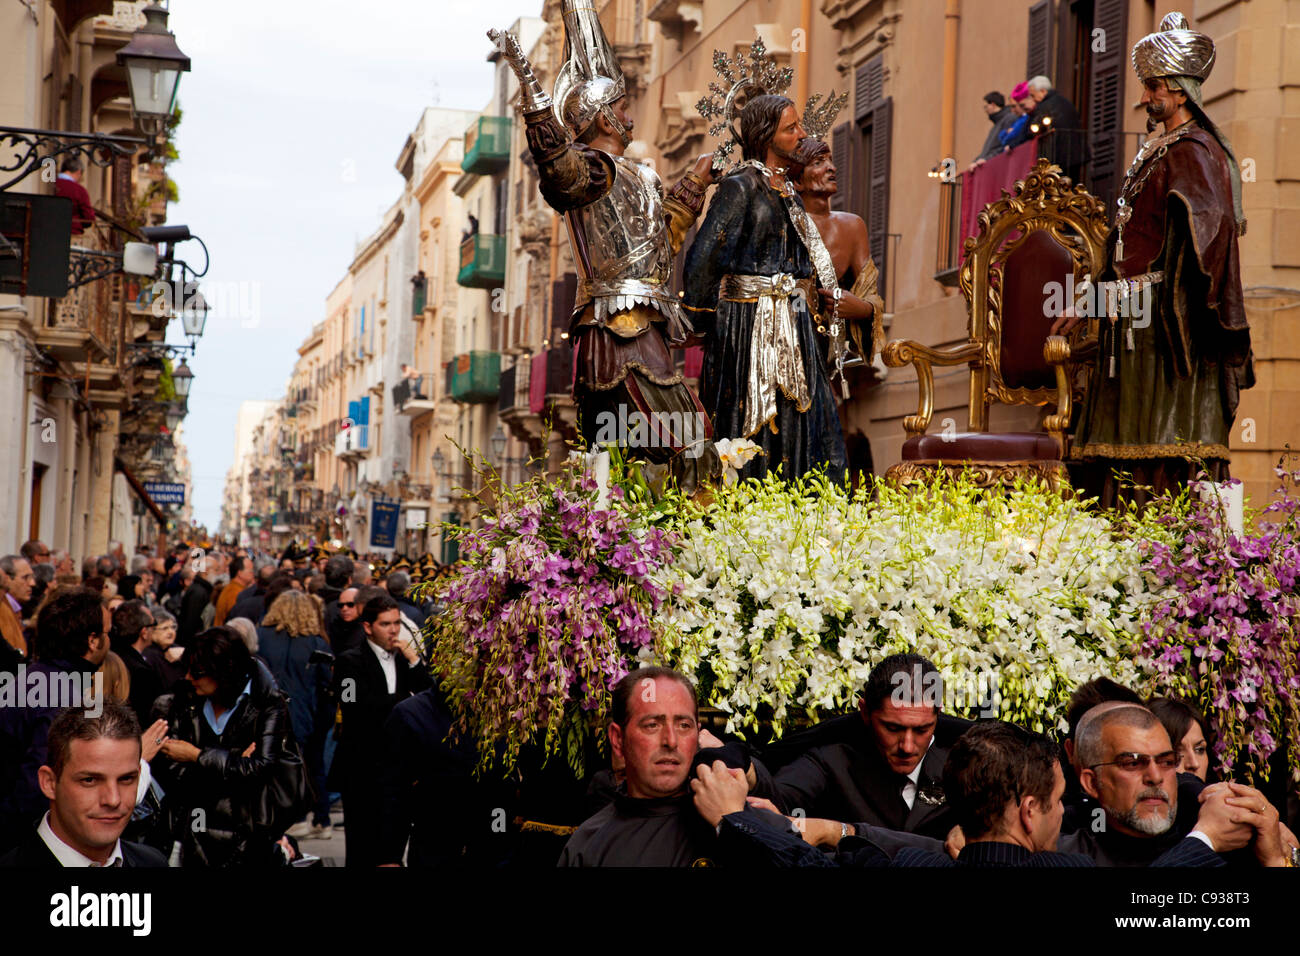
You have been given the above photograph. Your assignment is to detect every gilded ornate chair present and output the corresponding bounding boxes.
[882,159,1108,489]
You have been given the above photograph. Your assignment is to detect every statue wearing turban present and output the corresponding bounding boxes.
[1054,13,1254,507]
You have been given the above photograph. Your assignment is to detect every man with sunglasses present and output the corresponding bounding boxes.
[111,601,165,728]
[328,587,364,655]
[1058,704,1288,866]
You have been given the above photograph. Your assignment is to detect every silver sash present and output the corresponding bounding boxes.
[736,160,851,398]
[719,273,812,437]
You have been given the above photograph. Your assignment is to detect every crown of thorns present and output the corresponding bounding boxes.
[800,90,849,142]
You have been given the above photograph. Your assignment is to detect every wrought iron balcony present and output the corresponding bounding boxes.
[448,351,501,404]
[461,115,512,175]
[393,372,435,416]
[456,234,505,288]
[333,424,369,459]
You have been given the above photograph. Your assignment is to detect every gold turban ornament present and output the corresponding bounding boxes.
[1130,12,1245,234]
[1131,12,1215,83]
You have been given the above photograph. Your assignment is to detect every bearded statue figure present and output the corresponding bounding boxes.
[682,94,849,483]
[1053,12,1253,508]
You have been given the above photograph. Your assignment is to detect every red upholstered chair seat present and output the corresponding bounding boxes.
[901,431,1062,462]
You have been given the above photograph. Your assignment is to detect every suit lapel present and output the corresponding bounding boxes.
[849,731,909,830]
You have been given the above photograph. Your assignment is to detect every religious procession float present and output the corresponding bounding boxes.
[422,6,1298,792]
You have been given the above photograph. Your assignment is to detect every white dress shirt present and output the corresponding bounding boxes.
[367,638,397,694]
[38,812,124,867]
[900,740,935,811]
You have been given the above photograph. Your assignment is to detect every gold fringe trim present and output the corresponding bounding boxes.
[1074,441,1230,460]
[577,360,685,392]
[518,820,577,837]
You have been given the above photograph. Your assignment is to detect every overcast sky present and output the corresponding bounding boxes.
[165,0,541,531]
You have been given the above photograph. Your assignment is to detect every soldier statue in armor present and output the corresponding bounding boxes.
[491,3,719,492]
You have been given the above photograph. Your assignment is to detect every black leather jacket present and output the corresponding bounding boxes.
[151,660,301,867]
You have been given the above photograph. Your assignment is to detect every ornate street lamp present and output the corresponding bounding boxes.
[432,449,450,501]
[164,401,184,432]
[490,427,507,467]
[116,3,192,138]
[181,288,208,339]
[171,359,193,400]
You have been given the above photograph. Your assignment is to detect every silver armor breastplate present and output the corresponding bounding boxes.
[567,155,683,326]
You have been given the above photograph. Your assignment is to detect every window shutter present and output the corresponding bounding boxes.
[551,272,577,337]
[848,126,867,225]
[1087,0,1128,210]
[112,154,131,219]
[854,55,884,122]
[830,122,851,212]
[868,99,892,302]
[1026,0,1054,81]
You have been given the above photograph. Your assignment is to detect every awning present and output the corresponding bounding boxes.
[114,457,167,526]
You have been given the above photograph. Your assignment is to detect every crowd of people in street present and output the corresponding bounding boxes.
[0,539,443,867]
[0,537,1296,870]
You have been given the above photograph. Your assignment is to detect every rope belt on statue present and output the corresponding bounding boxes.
[1086,270,1165,378]
[1097,270,1165,316]
[719,273,812,438]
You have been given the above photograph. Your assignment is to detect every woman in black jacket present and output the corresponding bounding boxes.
[151,626,309,867]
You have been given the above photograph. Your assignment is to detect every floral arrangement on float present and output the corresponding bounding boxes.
[1137,462,1300,786]
[425,450,677,777]
[426,443,1299,787]
[649,467,1176,737]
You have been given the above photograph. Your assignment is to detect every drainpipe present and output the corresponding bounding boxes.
[940,0,961,162]
[797,0,813,106]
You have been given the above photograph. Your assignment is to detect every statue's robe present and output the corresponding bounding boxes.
[683,165,848,483]
[1072,123,1253,506]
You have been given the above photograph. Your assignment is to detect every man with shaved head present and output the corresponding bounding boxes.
[1057,703,1287,865]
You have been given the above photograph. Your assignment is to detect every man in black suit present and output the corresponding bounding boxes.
[319,555,354,640]
[331,594,429,867]
[0,587,111,854]
[225,561,276,624]
[0,702,166,867]
[111,600,164,727]
[176,552,214,647]
[754,653,959,840]
[699,720,1237,868]
[385,571,426,629]
[377,684,514,867]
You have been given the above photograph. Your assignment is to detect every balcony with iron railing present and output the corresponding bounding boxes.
[498,359,531,417]
[334,424,369,459]
[38,222,116,362]
[531,343,575,408]
[393,372,435,416]
[461,115,512,176]
[457,233,506,289]
[446,351,501,404]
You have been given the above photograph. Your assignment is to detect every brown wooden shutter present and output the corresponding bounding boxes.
[1087,0,1128,210]
[848,128,867,225]
[830,121,851,212]
[551,272,577,337]
[854,55,883,123]
[112,154,131,220]
[1026,0,1054,81]
[868,99,892,302]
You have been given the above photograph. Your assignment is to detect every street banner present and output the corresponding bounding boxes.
[371,498,399,549]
